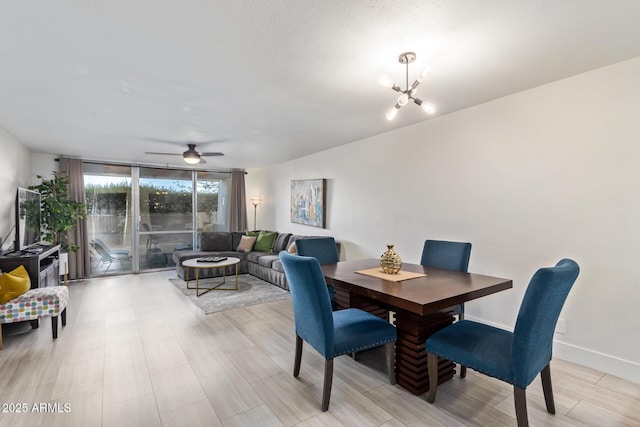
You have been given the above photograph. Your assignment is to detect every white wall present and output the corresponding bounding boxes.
[0,129,32,252]
[31,152,58,182]
[247,56,640,383]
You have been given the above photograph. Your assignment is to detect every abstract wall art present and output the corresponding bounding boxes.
[290,179,326,228]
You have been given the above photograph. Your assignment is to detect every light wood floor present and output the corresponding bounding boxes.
[0,271,638,427]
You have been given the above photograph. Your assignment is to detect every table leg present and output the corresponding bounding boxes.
[191,264,240,296]
[196,266,225,297]
[394,309,456,395]
[333,283,456,396]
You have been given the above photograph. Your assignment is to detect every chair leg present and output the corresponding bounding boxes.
[51,316,58,339]
[386,342,396,385]
[30,319,39,329]
[457,308,467,378]
[321,359,334,412]
[540,363,556,414]
[61,308,67,326]
[426,352,439,403]
[293,335,303,377]
[514,386,529,427]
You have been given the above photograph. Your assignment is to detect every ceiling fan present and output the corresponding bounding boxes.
[145,142,224,164]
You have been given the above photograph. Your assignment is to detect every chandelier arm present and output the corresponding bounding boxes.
[405,59,410,91]
[385,52,435,120]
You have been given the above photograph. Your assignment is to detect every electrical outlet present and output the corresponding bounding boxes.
[555,318,566,335]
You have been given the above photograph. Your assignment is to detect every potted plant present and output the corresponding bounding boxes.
[29,172,87,252]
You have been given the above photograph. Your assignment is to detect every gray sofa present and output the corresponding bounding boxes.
[172,231,338,290]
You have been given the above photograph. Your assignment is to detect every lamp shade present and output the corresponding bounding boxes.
[250,196,263,207]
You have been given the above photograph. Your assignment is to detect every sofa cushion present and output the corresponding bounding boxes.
[254,231,277,252]
[231,231,245,250]
[247,251,270,263]
[272,233,292,252]
[201,232,233,251]
[258,254,280,268]
[272,259,284,273]
[237,235,257,252]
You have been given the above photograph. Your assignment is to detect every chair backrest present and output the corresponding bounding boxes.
[420,240,472,272]
[94,238,110,250]
[90,240,113,262]
[296,237,339,265]
[511,258,580,387]
[279,251,335,358]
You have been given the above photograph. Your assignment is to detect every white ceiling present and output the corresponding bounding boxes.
[1,1,640,170]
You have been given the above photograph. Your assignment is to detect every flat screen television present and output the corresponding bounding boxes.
[15,187,41,251]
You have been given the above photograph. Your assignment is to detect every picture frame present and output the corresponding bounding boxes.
[290,179,326,228]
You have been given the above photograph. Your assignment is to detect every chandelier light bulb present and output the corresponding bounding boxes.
[379,75,393,88]
[397,93,409,106]
[417,66,432,82]
[421,102,436,115]
[386,106,399,121]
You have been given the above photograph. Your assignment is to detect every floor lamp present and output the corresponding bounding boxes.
[250,196,262,230]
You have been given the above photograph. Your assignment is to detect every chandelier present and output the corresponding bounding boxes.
[380,52,436,120]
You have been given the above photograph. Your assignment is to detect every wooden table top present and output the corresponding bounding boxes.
[321,259,513,316]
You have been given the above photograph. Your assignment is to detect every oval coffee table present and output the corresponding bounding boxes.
[182,257,241,297]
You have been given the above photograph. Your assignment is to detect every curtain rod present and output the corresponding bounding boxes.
[55,156,247,174]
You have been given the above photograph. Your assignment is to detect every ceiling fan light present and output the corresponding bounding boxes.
[183,153,201,164]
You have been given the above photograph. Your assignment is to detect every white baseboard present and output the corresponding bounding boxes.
[553,341,640,384]
[465,315,640,385]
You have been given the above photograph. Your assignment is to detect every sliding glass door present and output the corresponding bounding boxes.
[195,170,231,247]
[84,164,133,275]
[84,163,232,276]
[138,167,194,272]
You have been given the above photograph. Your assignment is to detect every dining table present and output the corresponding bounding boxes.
[321,258,512,395]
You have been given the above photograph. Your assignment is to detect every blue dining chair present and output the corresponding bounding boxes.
[421,239,472,377]
[295,237,339,308]
[279,251,397,411]
[425,259,580,427]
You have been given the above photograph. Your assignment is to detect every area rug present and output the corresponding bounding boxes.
[169,274,290,314]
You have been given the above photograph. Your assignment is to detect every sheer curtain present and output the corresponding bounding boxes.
[59,158,90,279]
[229,170,247,231]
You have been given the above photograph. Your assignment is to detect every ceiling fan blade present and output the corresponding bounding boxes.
[199,158,207,164]
[143,138,227,145]
[145,152,180,156]
[200,152,224,157]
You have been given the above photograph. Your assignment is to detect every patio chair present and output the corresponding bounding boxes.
[91,240,131,273]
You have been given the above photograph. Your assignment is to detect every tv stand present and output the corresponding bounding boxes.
[0,245,61,288]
